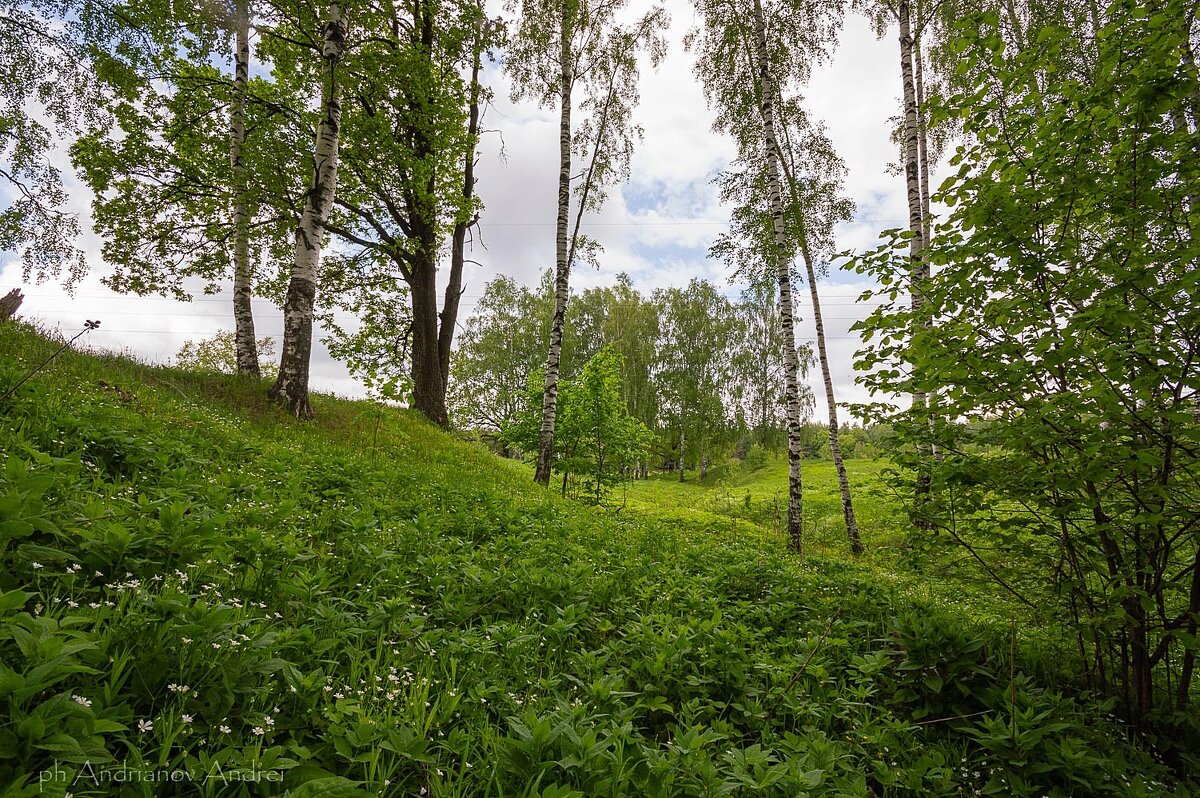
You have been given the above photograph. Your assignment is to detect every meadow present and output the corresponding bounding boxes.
[1,322,1194,797]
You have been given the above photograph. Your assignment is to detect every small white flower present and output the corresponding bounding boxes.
[251,726,265,736]
[263,716,275,727]
[31,562,43,570]
[138,719,153,733]
[219,724,232,734]
[72,695,92,707]
[181,714,194,724]
[181,637,193,644]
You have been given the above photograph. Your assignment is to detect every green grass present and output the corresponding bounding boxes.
[0,321,1193,797]
[621,459,1042,628]
[622,457,902,555]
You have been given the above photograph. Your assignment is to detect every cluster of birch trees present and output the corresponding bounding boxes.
[1,0,934,555]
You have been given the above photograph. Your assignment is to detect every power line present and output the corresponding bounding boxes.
[71,328,876,341]
[473,217,911,227]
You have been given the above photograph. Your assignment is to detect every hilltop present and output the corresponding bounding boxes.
[0,321,1191,797]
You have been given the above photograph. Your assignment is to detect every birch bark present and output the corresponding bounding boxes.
[751,0,806,554]
[898,0,932,507]
[678,429,686,482]
[230,0,259,377]
[269,4,345,418]
[773,115,862,553]
[914,26,941,461]
[534,0,573,485]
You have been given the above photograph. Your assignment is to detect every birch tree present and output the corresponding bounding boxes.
[895,0,933,513]
[269,3,348,417]
[73,1,301,378]
[505,0,667,485]
[690,0,843,553]
[855,0,1200,728]
[716,95,863,553]
[229,0,259,375]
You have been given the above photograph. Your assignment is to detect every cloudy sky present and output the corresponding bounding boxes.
[1,2,923,421]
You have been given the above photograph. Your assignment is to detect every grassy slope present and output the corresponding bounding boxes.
[621,460,1024,624]
[0,322,1191,797]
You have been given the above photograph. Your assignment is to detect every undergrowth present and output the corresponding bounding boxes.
[0,322,1193,797]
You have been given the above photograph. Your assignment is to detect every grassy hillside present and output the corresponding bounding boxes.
[620,460,1030,626]
[0,321,1192,797]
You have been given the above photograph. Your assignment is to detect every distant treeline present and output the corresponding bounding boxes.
[449,272,884,480]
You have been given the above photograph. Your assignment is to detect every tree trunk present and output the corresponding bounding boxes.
[678,429,686,482]
[752,0,805,554]
[269,4,346,419]
[438,17,487,403]
[401,5,449,427]
[915,30,943,464]
[899,0,932,513]
[410,246,448,426]
[915,33,931,246]
[776,119,863,555]
[534,2,573,486]
[800,239,862,554]
[700,454,709,481]
[0,288,22,321]
[230,0,259,378]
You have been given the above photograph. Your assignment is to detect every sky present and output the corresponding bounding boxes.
[0,3,924,422]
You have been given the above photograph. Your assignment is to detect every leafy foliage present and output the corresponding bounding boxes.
[507,346,652,502]
[853,0,1200,731]
[175,331,278,380]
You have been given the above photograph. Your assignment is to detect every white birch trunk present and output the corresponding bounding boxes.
[775,117,863,554]
[914,31,942,463]
[915,34,931,244]
[752,0,805,554]
[534,2,573,486]
[230,0,259,377]
[794,209,863,554]
[678,428,686,483]
[899,0,933,509]
[269,4,345,418]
